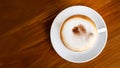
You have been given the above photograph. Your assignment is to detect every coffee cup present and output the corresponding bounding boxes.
[60,15,98,52]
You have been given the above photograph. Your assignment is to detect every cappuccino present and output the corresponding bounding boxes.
[60,15,98,52]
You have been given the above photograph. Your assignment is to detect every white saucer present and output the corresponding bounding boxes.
[50,6,108,63]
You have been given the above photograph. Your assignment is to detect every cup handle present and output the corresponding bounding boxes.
[98,28,107,33]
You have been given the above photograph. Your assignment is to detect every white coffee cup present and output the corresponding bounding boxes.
[50,6,108,63]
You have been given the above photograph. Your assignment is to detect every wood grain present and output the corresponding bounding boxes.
[0,0,120,68]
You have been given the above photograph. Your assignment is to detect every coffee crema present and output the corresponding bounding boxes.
[60,15,98,52]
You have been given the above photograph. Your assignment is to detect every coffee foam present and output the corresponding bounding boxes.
[60,15,98,52]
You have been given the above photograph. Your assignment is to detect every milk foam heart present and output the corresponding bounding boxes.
[60,15,98,52]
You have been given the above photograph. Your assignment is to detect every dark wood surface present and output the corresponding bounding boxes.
[0,0,120,68]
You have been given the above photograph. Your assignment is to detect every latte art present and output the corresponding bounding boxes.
[60,15,98,52]
[72,24,87,35]
[72,24,93,40]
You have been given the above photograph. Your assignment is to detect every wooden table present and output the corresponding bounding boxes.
[0,0,120,68]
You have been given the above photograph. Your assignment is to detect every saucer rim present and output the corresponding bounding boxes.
[50,5,108,63]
